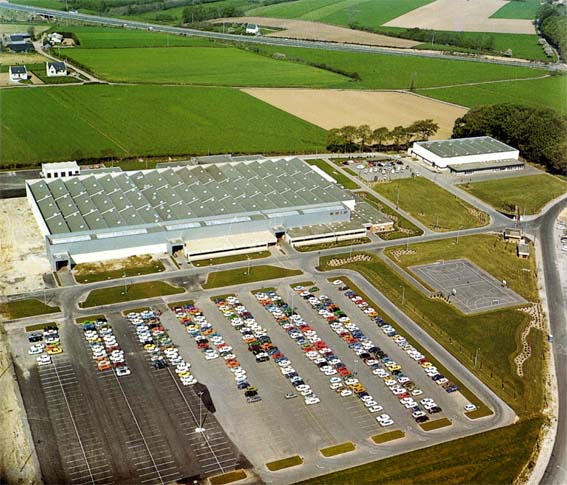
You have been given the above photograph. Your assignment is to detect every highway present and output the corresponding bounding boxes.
[2,2,566,72]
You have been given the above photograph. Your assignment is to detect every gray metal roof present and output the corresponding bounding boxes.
[447,159,524,172]
[27,157,354,236]
[415,136,517,159]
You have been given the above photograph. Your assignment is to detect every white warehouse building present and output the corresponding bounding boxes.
[410,136,523,174]
[26,157,388,270]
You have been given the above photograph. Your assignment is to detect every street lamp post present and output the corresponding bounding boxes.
[195,391,205,433]
[400,285,405,305]
[354,358,359,376]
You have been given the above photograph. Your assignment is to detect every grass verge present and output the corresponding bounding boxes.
[307,159,360,189]
[0,299,60,320]
[266,455,303,471]
[373,178,489,231]
[74,256,165,284]
[419,417,452,431]
[320,442,356,457]
[192,251,270,267]
[75,315,105,324]
[458,174,567,216]
[295,237,371,252]
[371,430,405,444]
[203,265,302,289]
[357,191,423,239]
[300,418,543,484]
[24,322,57,332]
[209,469,247,485]
[168,299,194,309]
[81,282,184,308]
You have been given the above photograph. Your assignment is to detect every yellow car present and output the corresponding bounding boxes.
[178,371,191,378]
[46,346,63,355]
[421,362,433,368]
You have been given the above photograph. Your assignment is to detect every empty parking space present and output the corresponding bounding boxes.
[410,259,525,313]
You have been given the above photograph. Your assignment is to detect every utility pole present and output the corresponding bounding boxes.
[456,225,462,244]
[474,348,479,368]
[396,185,400,209]
[400,285,405,305]
[195,391,205,432]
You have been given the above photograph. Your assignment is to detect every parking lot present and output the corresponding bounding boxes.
[8,269,514,484]
[410,259,526,313]
[9,312,244,484]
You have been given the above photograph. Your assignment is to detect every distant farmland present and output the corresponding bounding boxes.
[62,46,347,86]
[0,85,327,167]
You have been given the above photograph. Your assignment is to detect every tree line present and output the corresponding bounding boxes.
[537,4,567,61]
[351,24,497,53]
[327,120,439,152]
[453,104,567,174]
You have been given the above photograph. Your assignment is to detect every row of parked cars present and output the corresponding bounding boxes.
[215,295,319,405]
[302,282,440,424]
[336,280,461,396]
[171,302,259,401]
[81,318,131,376]
[255,290,391,418]
[28,325,63,366]
[126,310,196,386]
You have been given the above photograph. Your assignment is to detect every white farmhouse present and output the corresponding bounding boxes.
[8,65,27,82]
[46,61,67,77]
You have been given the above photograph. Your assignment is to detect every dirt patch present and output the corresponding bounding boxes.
[384,0,534,34]
[213,16,419,48]
[242,88,467,139]
[0,52,48,64]
[0,198,52,296]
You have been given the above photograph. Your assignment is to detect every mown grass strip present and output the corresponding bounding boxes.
[24,322,57,332]
[209,469,247,485]
[168,300,195,309]
[300,418,543,484]
[0,299,61,320]
[466,407,495,420]
[371,430,405,444]
[295,237,371,252]
[419,417,452,431]
[203,265,302,289]
[81,282,184,308]
[266,455,303,471]
[320,442,356,457]
[74,256,165,284]
[192,251,270,267]
[75,315,105,324]
[307,159,360,189]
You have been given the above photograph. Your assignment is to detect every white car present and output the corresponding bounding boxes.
[361,395,374,402]
[305,395,320,405]
[329,377,342,384]
[181,376,197,385]
[340,389,353,397]
[332,280,343,286]
[29,344,44,355]
[176,363,191,373]
[116,366,131,377]
[368,405,383,413]
[330,382,342,390]
[464,404,477,412]
[37,355,51,365]
[205,352,219,360]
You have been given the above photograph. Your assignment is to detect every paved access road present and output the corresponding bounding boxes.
[2,2,566,72]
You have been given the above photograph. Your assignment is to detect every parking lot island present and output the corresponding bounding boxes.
[80,281,185,307]
[420,417,453,431]
[265,455,304,471]
[320,442,356,457]
[371,430,405,444]
[202,265,302,289]
[209,469,248,485]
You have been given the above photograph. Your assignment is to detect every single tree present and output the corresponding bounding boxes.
[356,124,372,152]
[327,128,346,152]
[372,127,390,149]
[409,119,439,141]
[390,126,406,149]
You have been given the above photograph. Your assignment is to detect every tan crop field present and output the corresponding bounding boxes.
[384,0,535,34]
[241,88,467,139]
[213,17,419,48]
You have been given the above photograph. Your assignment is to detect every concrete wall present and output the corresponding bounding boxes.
[70,243,168,264]
[26,184,50,237]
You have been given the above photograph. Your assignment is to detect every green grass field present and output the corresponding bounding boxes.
[459,174,567,215]
[66,26,216,48]
[307,159,359,189]
[254,44,542,90]
[0,299,60,320]
[413,32,548,62]
[419,75,567,114]
[302,418,542,484]
[82,281,184,307]
[203,265,302,289]
[74,256,166,284]
[9,0,64,9]
[191,251,271,267]
[0,84,327,167]
[373,178,489,231]
[490,0,540,19]
[63,46,346,86]
[248,0,434,28]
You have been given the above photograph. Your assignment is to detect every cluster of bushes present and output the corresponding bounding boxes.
[350,23,496,52]
[181,4,243,23]
[538,4,567,61]
[453,104,567,174]
[327,120,439,152]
